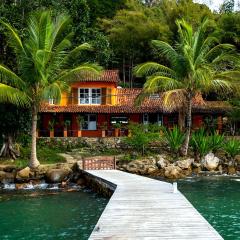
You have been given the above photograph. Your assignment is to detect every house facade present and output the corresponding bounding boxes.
[39,70,230,138]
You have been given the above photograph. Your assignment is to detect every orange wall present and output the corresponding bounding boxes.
[59,81,117,106]
[71,81,116,89]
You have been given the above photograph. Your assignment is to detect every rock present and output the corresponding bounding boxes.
[218,165,223,173]
[164,165,184,179]
[16,167,31,179]
[156,155,170,169]
[125,158,157,175]
[192,162,201,168]
[147,166,159,174]
[192,167,201,174]
[45,168,72,183]
[202,153,220,171]
[0,171,15,183]
[228,166,236,175]
[176,158,194,170]
[76,178,85,186]
[235,155,240,163]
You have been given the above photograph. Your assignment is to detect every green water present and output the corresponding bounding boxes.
[178,177,240,240]
[0,189,108,240]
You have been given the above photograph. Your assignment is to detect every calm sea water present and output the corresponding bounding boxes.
[0,189,108,240]
[178,177,240,240]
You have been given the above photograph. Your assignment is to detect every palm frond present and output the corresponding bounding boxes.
[0,20,24,55]
[151,40,179,67]
[134,62,176,78]
[0,83,30,106]
[58,63,103,82]
[0,65,26,89]
[144,75,183,93]
[162,89,186,110]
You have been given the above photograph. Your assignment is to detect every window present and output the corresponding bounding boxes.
[157,114,163,126]
[82,114,97,130]
[79,88,101,105]
[49,98,54,105]
[143,113,149,125]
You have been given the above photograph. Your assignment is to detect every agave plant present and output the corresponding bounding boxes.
[190,128,211,160]
[163,126,185,158]
[223,139,240,165]
[208,133,224,153]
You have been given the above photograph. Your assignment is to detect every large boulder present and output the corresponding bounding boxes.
[16,167,31,179]
[202,153,220,171]
[156,155,170,169]
[164,165,184,179]
[125,158,157,175]
[176,158,194,170]
[45,168,72,183]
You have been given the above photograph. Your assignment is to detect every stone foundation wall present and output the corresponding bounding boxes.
[37,137,123,150]
[81,170,115,197]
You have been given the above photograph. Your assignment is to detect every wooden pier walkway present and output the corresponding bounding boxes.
[87,170,223,240]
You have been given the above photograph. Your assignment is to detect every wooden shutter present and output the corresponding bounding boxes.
[106,88,112,105]
[102,88,107,105]
[72,88,78,105]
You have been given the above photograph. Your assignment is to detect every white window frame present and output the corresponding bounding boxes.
[82,114,97,130]
[78,88,101,105]
[143,113,149,125]
[49,98,54,105]
[157,114,163,126]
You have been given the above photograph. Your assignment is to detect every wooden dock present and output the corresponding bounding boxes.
[87,170,223,240]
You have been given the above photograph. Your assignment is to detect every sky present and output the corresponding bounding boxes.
[195,0,240,11]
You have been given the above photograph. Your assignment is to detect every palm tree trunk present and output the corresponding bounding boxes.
[181,93,192,156]
[29,105,40,168]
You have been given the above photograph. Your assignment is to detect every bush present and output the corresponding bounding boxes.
[190,128,211,160]
[163,126,185,158]
[223,139,240,163]
[208,133,224,153]
[123,123,161,155]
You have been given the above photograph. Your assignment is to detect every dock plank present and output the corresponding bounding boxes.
[87,170,223,240]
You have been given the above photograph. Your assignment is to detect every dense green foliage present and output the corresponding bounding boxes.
[163,126,185,158]
[223,139,240,162]
[123,123,161,155]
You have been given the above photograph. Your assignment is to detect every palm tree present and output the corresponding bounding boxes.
[135,18,239,156]
[0,11,102,168]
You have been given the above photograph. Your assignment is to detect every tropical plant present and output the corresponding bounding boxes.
[223,139,240,165]
[190,128,211,160]
[124,123,160,155]
[208,133,224,153]
[48,119,55,131]
[0,11,102,168]
[163,126,185,158]
[64,120,71,130]
[76,115,85,130]
[135,18,239,156]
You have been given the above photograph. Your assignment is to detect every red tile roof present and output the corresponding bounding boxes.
[40,88,231,114]
[77,70,119,83]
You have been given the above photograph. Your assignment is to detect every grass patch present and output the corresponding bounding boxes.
[0,146,66,168]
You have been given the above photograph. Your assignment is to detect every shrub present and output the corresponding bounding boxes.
[208,133,224,153]
[223,139,240,164]
[190,128,211,160]
[124,123,161,155]
[163,126,185,158]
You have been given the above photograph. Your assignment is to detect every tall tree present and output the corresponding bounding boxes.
[0,11,101,168]
[135,18,239,155]
[101,0,171,86]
